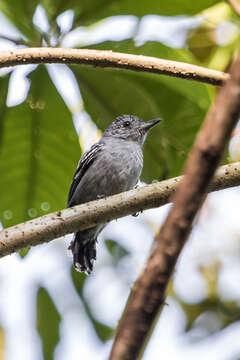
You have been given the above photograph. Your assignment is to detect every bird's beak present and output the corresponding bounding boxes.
[140,118,162,132]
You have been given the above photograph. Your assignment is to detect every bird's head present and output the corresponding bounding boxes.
[102,115,161,146]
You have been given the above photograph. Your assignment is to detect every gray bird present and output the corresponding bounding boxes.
[67,114,161,274]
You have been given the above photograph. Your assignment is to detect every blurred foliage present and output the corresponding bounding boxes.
[37,287,61,360]
[0,66,80,231]
[187,2,240,70]
[70,0,221,26]
[0,0,240,358]
[181,297,240,337]
[0,0,221,34]
[105,239,129,265]
[71,268,114,341]
[176,261,240,338]
[0,326,4,360]
[0,0,40,43]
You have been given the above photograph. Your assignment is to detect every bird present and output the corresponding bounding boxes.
[67,114,161,274]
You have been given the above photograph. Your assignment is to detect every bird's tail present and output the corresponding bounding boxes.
[69,232,97,274]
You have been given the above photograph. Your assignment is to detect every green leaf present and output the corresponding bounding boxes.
[180,297,240,336]
[0,74,9,137]
[71,268,113,342]
[187,22,218,63]
[0,0,40,43]
[105,239,129,265]
[185,3,240,71]
[37,287,61,360]
[0,0,221,42]
[0,66,80,232]
[40,0,82,22]
[71,40,211,181]
[90,319,113,342]
[71,266,87,295]
[37,0,221,28]
[72,0,221,26]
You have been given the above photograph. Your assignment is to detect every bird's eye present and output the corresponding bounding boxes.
[123,121,130,127]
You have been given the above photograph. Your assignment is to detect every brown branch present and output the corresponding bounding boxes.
[0,161,240,258]
[228,0,240,16]
[109,55,240,360]
[0,47,229,86]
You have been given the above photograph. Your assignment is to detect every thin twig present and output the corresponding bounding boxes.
[0,161,239,258]
[0,47,229,86]
[109,53,240,360]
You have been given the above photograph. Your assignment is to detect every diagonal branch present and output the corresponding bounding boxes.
[0,161,240,258]
[0,47,229,86]
[109,54,240,360]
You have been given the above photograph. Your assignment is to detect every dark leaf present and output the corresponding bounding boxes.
[90,319,113,342]
[180,297,240,336]
[0,66,80,236]
[105,239,129,265]
[71,267,113,342]
[37,287,61,360]
[71,266,87,295]
[72,0,221,26]
[40,0,82,24]
[0,0,40,43]
[187,22,218,63]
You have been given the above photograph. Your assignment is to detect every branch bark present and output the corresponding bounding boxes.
[0,161,240,258]
[109,55,240,360]
[0,47,229,86]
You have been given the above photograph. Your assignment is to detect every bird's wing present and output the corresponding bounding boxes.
[67,142,103,207]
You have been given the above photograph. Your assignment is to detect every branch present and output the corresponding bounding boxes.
[0,47,229,86]
[0,162,240,258]
[109,54,240,360]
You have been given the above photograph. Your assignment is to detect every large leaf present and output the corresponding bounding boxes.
[0,74,9,148]
[71,40,211,181]
[0,66,80,230]
[0,0,221,43]
[73,0,221,26]
[0,0,40,43]
[36,0,221,28]
[71,268,113,342]
[40,0,83,22]
[37,287,61,360]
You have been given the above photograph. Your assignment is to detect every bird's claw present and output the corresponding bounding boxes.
[132,212,139,217]
[132,209,143,217]
[97,194,105,199]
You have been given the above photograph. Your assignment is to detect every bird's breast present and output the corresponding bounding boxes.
[98,140,143,192]
[76,140,143,203]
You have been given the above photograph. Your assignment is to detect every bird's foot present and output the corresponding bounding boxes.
[132,209,143,217]
[97,194,105,199]
[132,212,139,217]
